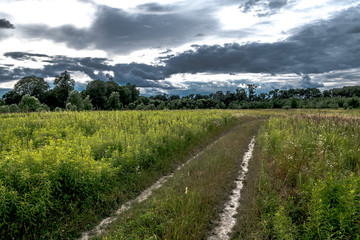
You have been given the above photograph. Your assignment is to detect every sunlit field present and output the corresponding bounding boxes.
[1,109,360,239]
[233,110,360,239]
[0,110,233,239]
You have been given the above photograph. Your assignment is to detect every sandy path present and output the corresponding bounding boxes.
[208,136,256,240]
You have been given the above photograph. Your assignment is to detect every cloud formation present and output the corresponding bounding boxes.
[136,3,175,13]
[1,1,360,95]
[163,5,360,77]
[18,4,219,54]
[4,52,49,61]
[1,52,169,90]
[240,0,291,16]
[0,18,14,29]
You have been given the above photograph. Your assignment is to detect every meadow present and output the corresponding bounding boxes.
[233,110,360,239]
[0,110,233,239]
[1,109,360,239]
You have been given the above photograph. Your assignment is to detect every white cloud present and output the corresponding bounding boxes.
[0,0,96,28]
[0,80,17,89]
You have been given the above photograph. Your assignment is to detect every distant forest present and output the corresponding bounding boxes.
[1,71,360,112]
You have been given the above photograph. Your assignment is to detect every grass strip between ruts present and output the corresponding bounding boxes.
[94,116,264,240]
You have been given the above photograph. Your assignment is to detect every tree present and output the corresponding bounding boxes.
[84,80,107,109]
[105,80,120,97]
[14,75,50,99]
[291,97,299,108]
[2,90,22,105]
[269,89,279,99]
[118,86,132,106]
[66,90,84,110]
[106,92,122,110]
[42,89,62,110]
[125,83,140,102]
[169,95,180,101]
[247,84,257,101]
[19,94,41,112]
[83,95,93,110]
[235,89,247,101]
[53,71,75,107]
[346,94,360,109]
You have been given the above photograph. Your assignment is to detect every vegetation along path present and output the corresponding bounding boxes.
[91,116,264,239]
[80,121,235,240]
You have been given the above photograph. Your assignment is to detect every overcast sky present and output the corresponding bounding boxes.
[0,0,359,96]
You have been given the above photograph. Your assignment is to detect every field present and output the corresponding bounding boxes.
[1,109,360,239]
[0,110,233,239]
[233,111,360,239]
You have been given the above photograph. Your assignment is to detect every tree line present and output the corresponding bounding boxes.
[1,71,360,112]
[0,71,139,112]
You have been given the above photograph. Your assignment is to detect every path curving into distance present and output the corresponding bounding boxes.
[79,134,227,240]
[208,136,256,240]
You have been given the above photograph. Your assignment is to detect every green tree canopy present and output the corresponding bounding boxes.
[107,92,122,110]
[14,75,50,99]
[2,90,21,105]
[84,79,107,109]
[66,90,84,110]
[82,95,93,110]
[53,71,75,107]
[19,94,41,112]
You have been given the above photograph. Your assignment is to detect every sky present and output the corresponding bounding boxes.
[0,0,359,96]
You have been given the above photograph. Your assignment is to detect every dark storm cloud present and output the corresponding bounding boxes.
[241,0,261,12]
[4,52,49,61]
[1,52,168,90]
[113,63,165,81]
[19,24,89,49]
[1,54,111,82]
[268,0,288,9]
[300,74,324,88]
[136,3,175,13]
[18,5,219,54]
[0,66,16,82]
[240,0,290,16]
[163,5,360,78]
[0,18,14,29]
[163,42,300,75]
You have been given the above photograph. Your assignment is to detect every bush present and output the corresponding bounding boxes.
[0,105,9,113]
[19,94,41,112]
[8,104,19,113]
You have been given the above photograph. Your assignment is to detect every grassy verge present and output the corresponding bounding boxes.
[233,113,360,239]
[93,116,264,239]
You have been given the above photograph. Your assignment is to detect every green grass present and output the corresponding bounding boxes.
[94,116,264,240]
[0,110,234,239]
[233,113,360,239]
[3,109,359,239]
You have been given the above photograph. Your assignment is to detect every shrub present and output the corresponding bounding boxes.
[19,94,41,112]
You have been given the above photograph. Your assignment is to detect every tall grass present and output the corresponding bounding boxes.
[97,117,263,240]
[249,114,360,239]
[0,110,233,239]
